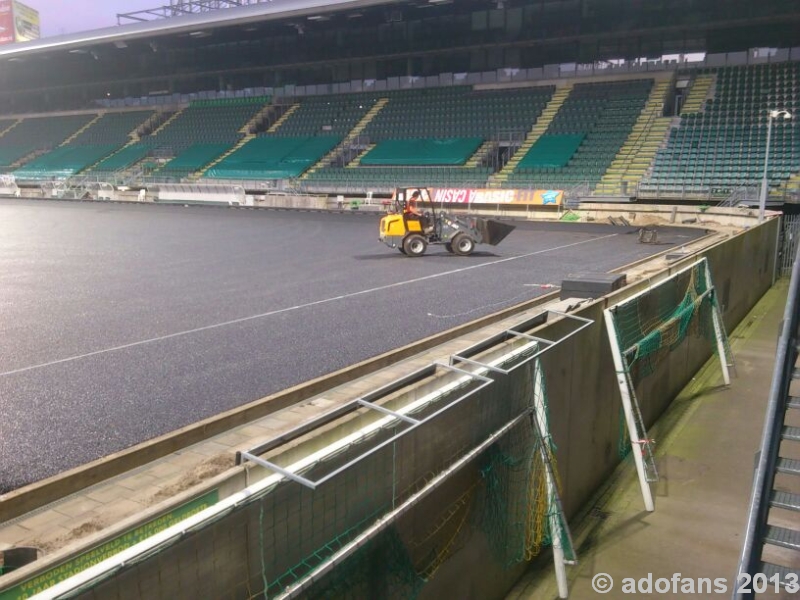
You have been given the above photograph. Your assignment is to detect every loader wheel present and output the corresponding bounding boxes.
[445,243,454,254]
[403,234,427,257]
[451,233,475,256]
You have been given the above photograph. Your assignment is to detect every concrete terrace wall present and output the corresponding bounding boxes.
[67,220,778,600]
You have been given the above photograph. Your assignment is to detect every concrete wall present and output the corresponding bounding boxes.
[67,220,778,600]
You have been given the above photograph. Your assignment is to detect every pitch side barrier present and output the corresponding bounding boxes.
[8,218,778,600]
[155,183,246,206]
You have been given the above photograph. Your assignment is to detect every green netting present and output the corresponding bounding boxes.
[360,138,483,166]
[609,260,730,459]
[517,134,586,169]
[301,527,424,600]
[612,262,716,382]
[205,136,340,179]
[476,362,574,567]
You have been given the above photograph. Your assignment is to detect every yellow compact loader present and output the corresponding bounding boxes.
[379,188,515,257]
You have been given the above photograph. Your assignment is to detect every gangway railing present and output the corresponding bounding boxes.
[734,243,800,598]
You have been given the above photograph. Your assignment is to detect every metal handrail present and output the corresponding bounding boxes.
[734,241,800,599]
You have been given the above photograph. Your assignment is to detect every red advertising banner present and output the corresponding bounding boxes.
[0,0,14,46]
[431,188,564,206]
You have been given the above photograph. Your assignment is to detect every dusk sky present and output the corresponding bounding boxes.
[25,1,167,38]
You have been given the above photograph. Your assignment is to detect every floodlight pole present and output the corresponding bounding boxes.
[759,110,792,223]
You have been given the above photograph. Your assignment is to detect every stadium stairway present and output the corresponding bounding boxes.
[8,148,49,170]
[773,169,800,199]
[239,102,275,135]
[265,104,300,133]
[641,63,798,198]
[462,140,495,169]
[149,107,187,136]
[594,79,673,195]
[192,133,256,179]
[83,115,159,177]
[59,114,102,146]
[82,140,140,176]
[346,144,376,167]
[680,73,715,115]
[131,111,171,141]
[300,98,389,180]
[487,84,572,188]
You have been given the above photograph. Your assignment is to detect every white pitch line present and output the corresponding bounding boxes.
[0,233,617,377]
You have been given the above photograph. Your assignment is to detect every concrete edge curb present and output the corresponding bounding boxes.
[0,290,561,522]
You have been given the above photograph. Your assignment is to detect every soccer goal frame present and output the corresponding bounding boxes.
[604,258,732,511]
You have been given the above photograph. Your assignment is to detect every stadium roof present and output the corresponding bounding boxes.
[0,0,407,58]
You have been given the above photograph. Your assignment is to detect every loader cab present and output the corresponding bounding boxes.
[391,188,431,215]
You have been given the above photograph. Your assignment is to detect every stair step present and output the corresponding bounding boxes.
[784,426,800,442]
[771,490,800,512]
[777,458,800,475]
[760,562,800,586]
[793,368,800,380]
[788,396,800,410]
[764,524,800,551]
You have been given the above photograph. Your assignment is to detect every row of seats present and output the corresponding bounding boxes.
[360,138,483,166]
[507,79,652,188]
[264,93,376,138]
[14,145,118,179]
[69,111,153,147]
[0,114,96,169]
[362,86,553,141]
[304,166,491,189]
[143,98,268,155]
[18,111,158,179]
[4,67,799,192]
[305,86,554,185]
[159,144,231,177]
[205,136,340,180]
[644,62,800,192]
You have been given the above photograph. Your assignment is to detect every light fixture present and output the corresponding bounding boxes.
[758,109,793,223]
[770,109,793,120]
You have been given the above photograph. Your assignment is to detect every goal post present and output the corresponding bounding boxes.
[604,258,733,511]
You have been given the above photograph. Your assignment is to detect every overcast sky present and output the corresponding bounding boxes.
[24,1,167,37]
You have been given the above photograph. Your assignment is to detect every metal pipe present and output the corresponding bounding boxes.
[758,114,773,224]
[734,241,800,599]
[276,411,532,600]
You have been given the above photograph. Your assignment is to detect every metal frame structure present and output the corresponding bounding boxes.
[239,308,592,599]
[118,0,300,24]
[240,362,493,490]
[734,242,800,599]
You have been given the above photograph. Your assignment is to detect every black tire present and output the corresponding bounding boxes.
[451,233,475,256]
[402,234,427,257]
[445,242,454,254]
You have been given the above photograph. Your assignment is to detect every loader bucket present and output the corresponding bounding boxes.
[476,218,516,246]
